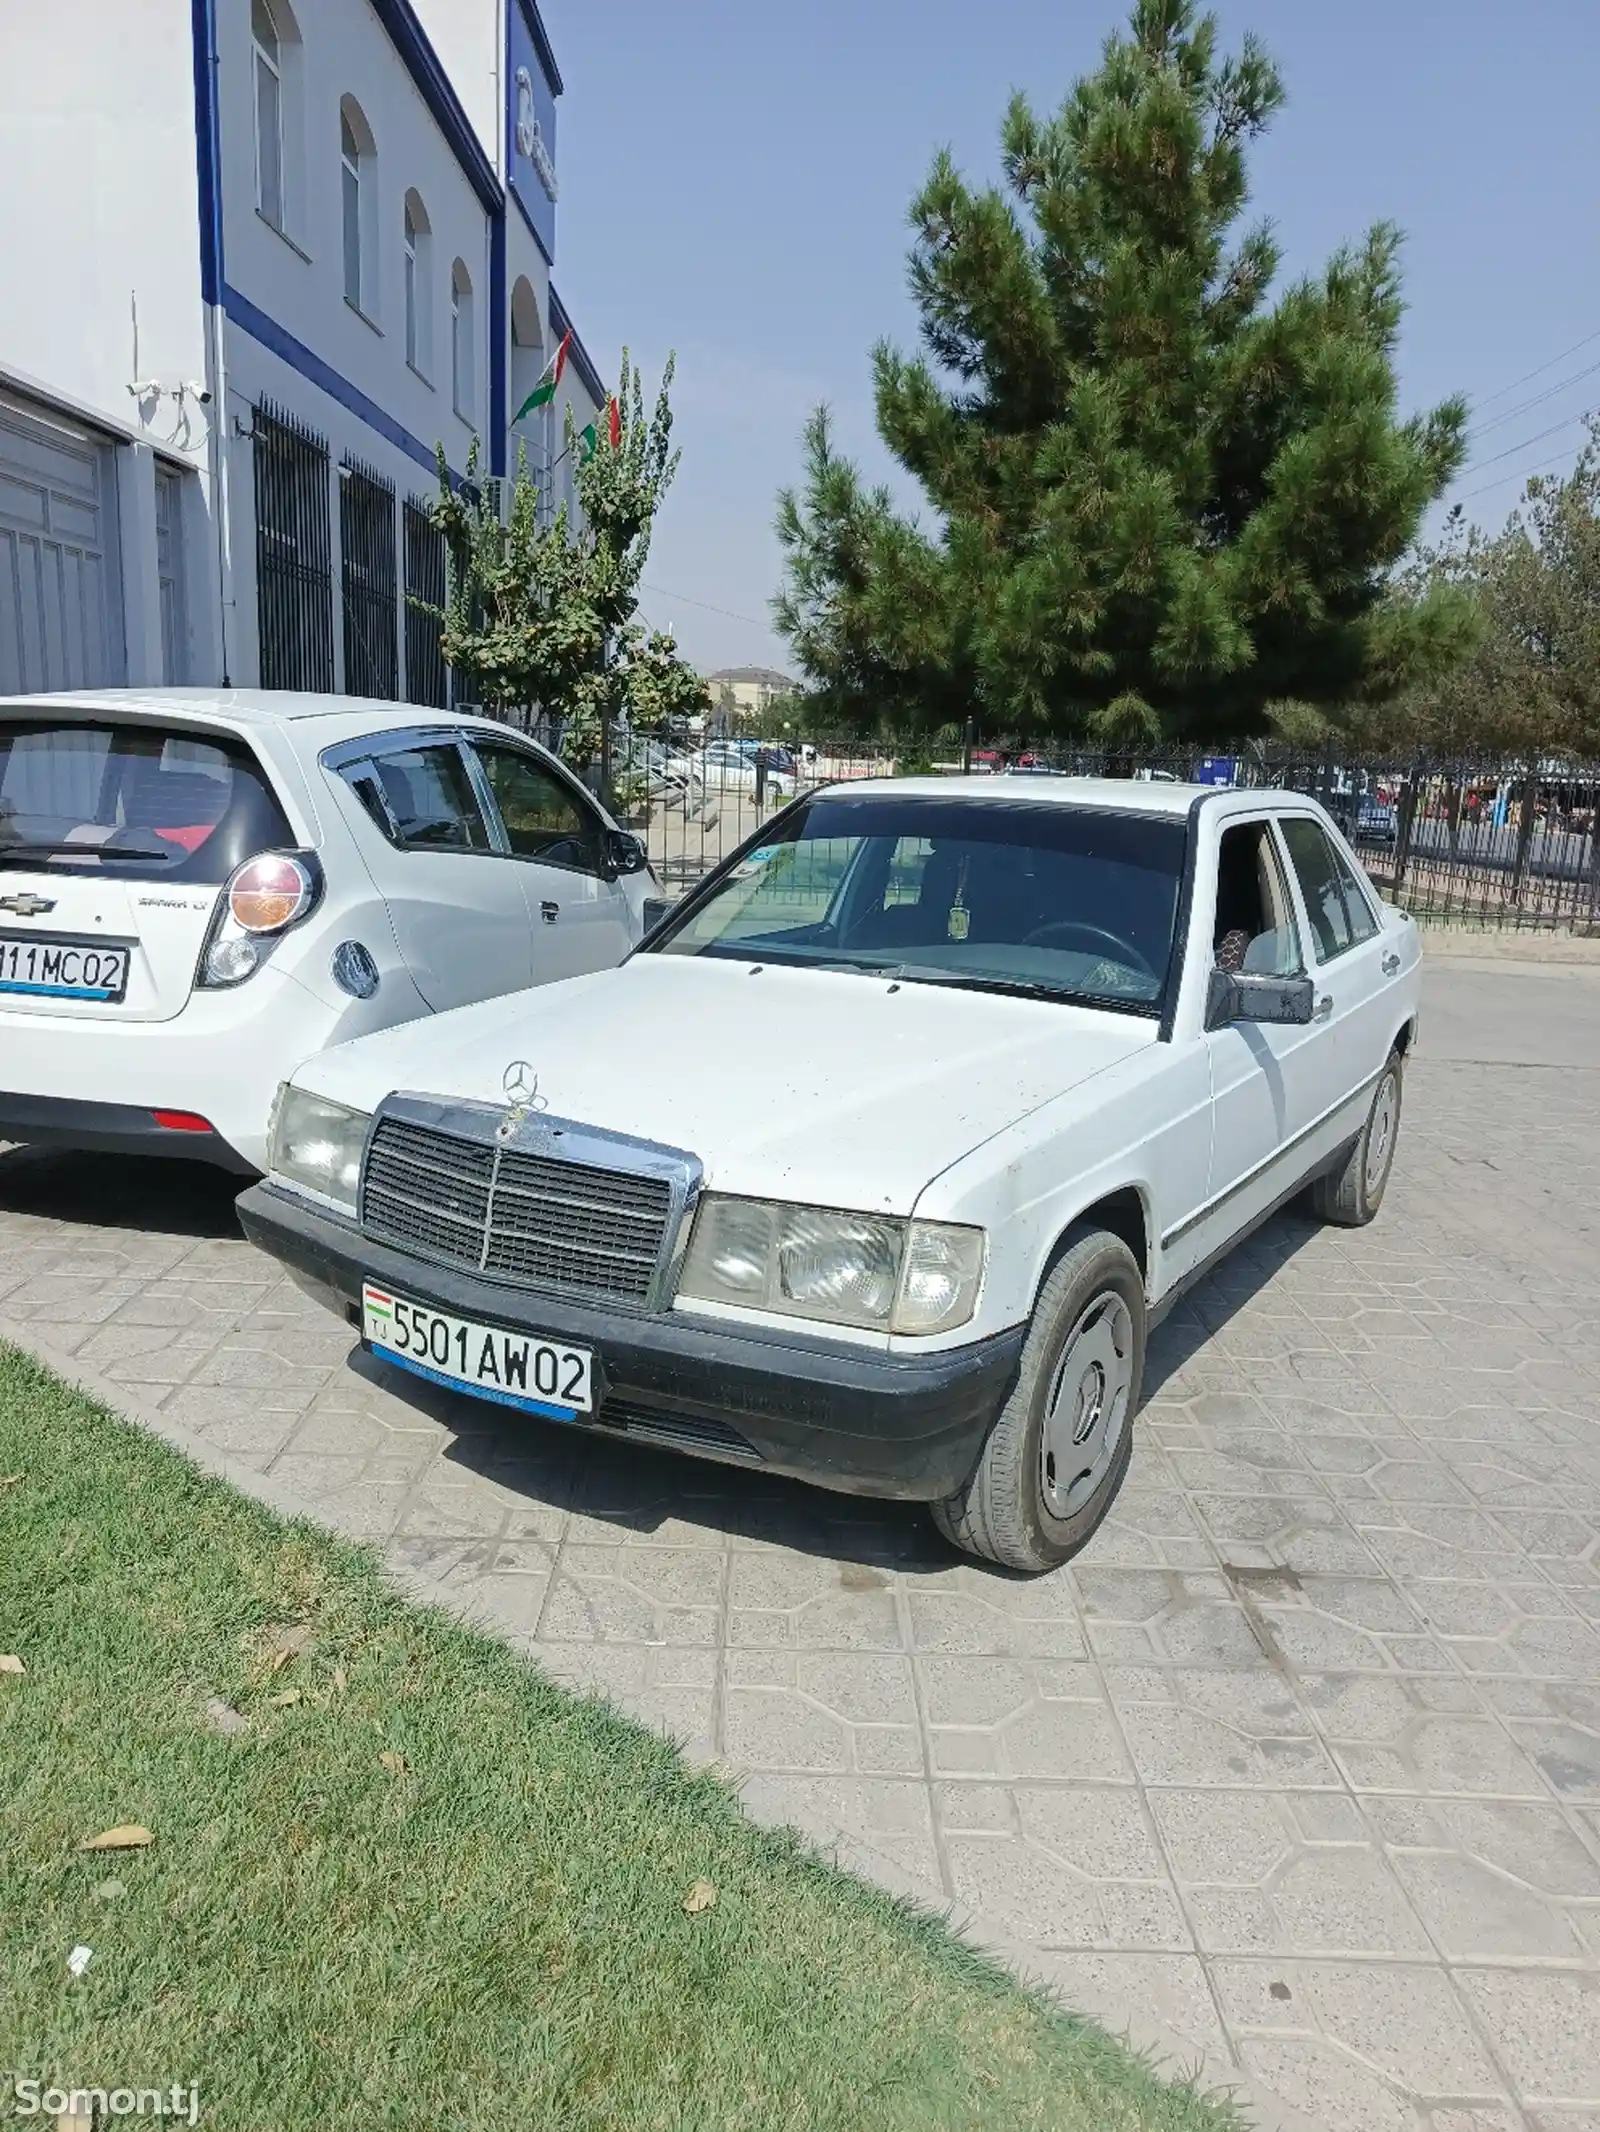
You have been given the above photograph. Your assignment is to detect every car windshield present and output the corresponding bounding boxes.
[652,794,1188,1015]
[0,719,294,882]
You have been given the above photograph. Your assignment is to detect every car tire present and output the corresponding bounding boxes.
[1311,1050,1403,1227]
[930,1227,1144,1574]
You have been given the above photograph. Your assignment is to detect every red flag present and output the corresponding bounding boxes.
[607,396,621,450]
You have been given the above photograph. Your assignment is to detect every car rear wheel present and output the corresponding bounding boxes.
[1311,1050,1403,1227]
[931,1228,1144,1574]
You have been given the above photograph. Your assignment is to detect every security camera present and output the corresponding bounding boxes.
[183,381,212,405]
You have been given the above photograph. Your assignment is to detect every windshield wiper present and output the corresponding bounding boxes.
[0,839,171,866]
[880,965,1152,1012]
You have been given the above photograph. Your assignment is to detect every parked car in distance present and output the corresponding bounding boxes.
[691,742,793,800]
[241,777,1420,1572]
[0,689,654,1172]
[1355,795,1399,847]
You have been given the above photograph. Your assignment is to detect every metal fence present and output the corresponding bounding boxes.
[403,499,449,709]
[253,402,334,692]
[589,733,1600,934]
[339,457,398,701]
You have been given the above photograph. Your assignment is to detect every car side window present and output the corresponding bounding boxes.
[472,744,606,875]
[1329,841,1380,945]
[344,744,492,852]
[1279,816,1359,961]
[1211,820,1303,978]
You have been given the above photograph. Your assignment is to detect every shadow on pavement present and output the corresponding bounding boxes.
[0,1144,245,1241]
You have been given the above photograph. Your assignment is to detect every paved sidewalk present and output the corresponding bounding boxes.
[4,962,1600,2132]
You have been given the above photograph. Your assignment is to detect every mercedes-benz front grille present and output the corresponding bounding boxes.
[360,1116,676,1307]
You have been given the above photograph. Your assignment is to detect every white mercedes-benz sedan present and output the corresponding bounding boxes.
[0,690,654,1172]
[239,775,1421,1571]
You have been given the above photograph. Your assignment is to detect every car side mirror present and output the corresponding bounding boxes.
[604,829,649,879]
[1206,967,1315,1030]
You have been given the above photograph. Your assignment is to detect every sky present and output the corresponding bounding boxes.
[541,0,1600,677]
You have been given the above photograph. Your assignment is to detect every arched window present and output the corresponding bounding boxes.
[252,0,284,229]
[340,111,362,308]
[403,190,432,376]
[451,260,475,424]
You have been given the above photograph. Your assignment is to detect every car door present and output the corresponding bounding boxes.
[467,738,636,985]
[1188,815,1326,1268]
[1277,812,1396,1132]
[332,734,534,1011]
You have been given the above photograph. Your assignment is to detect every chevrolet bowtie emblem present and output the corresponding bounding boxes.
[0,892,56,918]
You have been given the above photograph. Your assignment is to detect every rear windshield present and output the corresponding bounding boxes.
[0,720,295,882]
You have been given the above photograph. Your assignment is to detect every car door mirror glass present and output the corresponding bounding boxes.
[1207,967,1315,1030]
[605,829,649,878]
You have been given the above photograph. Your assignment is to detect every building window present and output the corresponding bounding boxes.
[252,0,284,229]
[402,190,432,378]
[340,111,362,310]
[451,261,475,424]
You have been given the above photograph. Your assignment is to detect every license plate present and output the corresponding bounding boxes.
[361,1281,595,1421]
[0,931,131,1001]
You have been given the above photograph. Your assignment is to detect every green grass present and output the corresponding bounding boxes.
[0,1345,1243,2132]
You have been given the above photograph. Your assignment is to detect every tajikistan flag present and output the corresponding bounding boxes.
[513,328,572,423]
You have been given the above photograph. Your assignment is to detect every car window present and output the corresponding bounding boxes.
[346,743,491,852]
[0,719,292,882]
[472,743,605,874]
[1279,816,1360,961]
[1329,839,1380,945]
[655,795,1187,1016]
[1212,821,1303,978]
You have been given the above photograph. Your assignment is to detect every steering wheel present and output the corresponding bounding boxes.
[1021,919,1157,978]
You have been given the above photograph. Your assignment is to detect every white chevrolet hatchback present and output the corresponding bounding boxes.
[0,690,654,1172]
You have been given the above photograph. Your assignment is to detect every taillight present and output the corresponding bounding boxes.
[197,850,322,990]
[228,853,316,933]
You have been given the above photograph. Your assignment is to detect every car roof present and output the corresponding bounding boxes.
[809,775,1317,818]
[0,688,512,750]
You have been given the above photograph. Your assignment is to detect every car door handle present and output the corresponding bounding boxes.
[540,901,560,924]
[1313,993,1333,1021]
[1381,952,1401,976]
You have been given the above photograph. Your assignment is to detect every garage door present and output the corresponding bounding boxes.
[0,393,125,695]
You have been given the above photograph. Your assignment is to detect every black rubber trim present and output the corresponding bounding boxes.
[1157,790,1217,1043]
[237,1180,1027,1502]
[0,1092,255,1172]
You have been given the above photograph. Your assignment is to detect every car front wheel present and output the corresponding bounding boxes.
[1311,1050,1403,1227]
[931,1227,1144,1574]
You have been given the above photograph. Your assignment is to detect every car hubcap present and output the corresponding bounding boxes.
[1040,1290,1134,1520]
[1365,1074,1397,1195]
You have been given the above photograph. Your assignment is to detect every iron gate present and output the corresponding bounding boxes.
[340,455,398,700]
[403,497,448,708]
[253,401,333,691]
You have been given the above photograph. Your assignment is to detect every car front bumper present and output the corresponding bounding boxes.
[236,1181,1025,1502]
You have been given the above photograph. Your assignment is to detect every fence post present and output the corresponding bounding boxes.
[962,715,975,775]
[1391,768,1420,902]
[1510,771,1540,909]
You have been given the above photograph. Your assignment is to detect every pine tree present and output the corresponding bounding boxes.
[774,0,1473,743]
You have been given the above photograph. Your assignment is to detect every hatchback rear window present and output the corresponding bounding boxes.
[0,720,294,882]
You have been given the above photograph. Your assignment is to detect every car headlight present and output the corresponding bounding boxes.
[677,1196,984,1335]
[268,1084,370,1212]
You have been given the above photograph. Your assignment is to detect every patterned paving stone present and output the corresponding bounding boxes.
[7,989,1600,2129]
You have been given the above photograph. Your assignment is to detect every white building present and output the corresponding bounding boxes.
[0,0,605,703]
